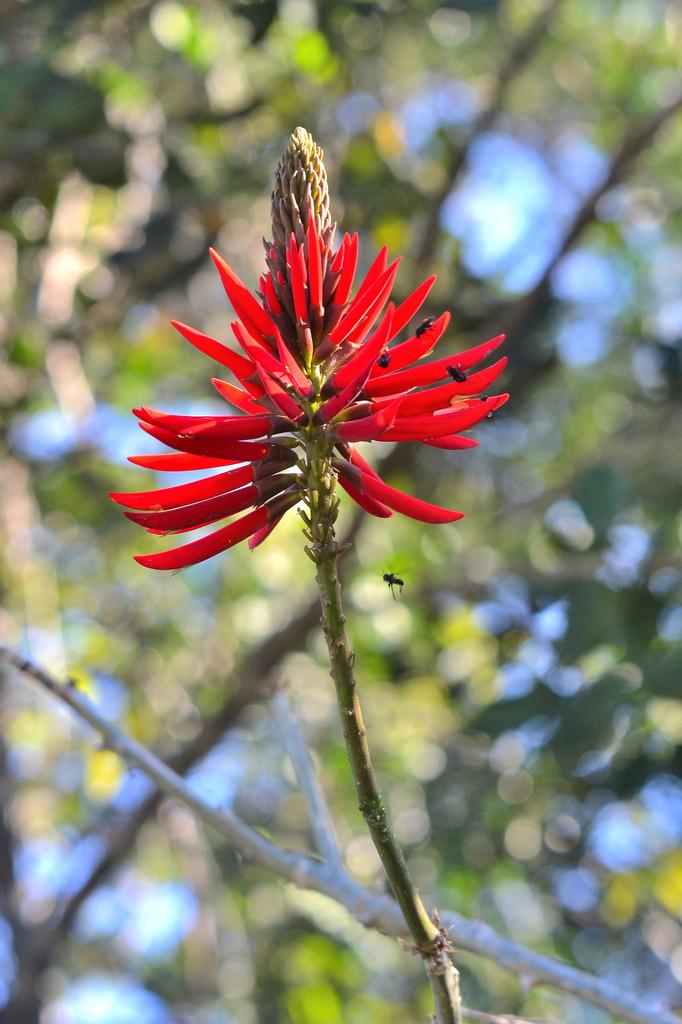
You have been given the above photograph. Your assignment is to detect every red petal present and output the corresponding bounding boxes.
[371,312,450,377]
[338,476,392,518]
[127,454,238,471]
[248,514,284,549]
[388,275,436,339]
[288,235,308,322]
[134,407,286,441]
[335,396,402,442]
[366,334,506,398]
[331,233,347,274]
[394,357,508,416]
[145,516,224,537]
[110,465,254,511]
[347,447,382,479]
[421,435,479,450]
[334,233,359,306]
[231,321,284,376]
[171,321,256,382]
[306,217,323,309]
[331,260,401,344]
[210,248,276,342]
[353,246,388,305]
[329,305,395,397]
[255,365,304,420]
[379,394,508,440]
[211,379,268,414]
[345,265,402,345]
[274,330,312,395]
[138,421,272,460]
[134,506,269,570]
[358,472,463,524]
[125,482,263,531]
[263,273,282,315]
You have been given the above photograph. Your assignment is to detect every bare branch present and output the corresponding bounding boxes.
[4,646,679,1024]
[11,510,368,951]
[3,647,322,885]
[462,1011,548,1024]
[272,689,343,868]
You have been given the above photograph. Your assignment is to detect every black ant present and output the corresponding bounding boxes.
[446,364,467,383]
[415,316,435,338]
[377,351,391,368]
[383,572,404,599]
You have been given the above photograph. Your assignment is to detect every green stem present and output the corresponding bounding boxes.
[303,427,462,1024]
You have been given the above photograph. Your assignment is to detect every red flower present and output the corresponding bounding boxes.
[111,139,507,570]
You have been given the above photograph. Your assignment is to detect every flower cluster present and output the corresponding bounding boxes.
[111,129,507,570]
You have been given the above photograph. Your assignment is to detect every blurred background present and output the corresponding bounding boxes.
[1,0,681,1021]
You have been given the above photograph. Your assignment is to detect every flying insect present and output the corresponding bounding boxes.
[383,572,405,599]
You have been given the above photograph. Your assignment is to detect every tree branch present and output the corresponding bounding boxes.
[272,689,343,868]
[4,646,679,1024]
[41,598,319,942]
[462,1011,548,1024]
[25,508,367,950]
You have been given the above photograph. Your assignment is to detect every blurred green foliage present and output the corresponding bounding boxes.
[1,0,681,1021]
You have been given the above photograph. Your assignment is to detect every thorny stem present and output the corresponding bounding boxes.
[301,383,462,1024]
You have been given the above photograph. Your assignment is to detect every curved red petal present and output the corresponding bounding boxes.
[353,246,388,304]
[421,435,479,450]
[288,236,308,322]
[127,454,239,471]
[331,259,401,345]
[211,378,268,414]
[331,233,347,274]
[255,365,304,420]
[359,473,463,524]
[134,407,285,441]
[334,233,359,305]
[134,506,269,570]
[171,321,256,382]
[335,396,402,442]
[231,321,285,375]
[210,248,276,342]
[110,465,254,511]
[306,217,323,309]
[338,476,392,518]
[263,273,282,315]
[125,482,262,531]
[395,357,508,416]
[347,447,382,479]
[331,305,395,395]
[366,334,505,398]
[128,472,294,532]
[138,421,272,460]
[370,312,450,377]
[345,266,401,346]
[274,330,312,395]
[248,514,284,549]
[388,275,436,339]
[379,394,508,440]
